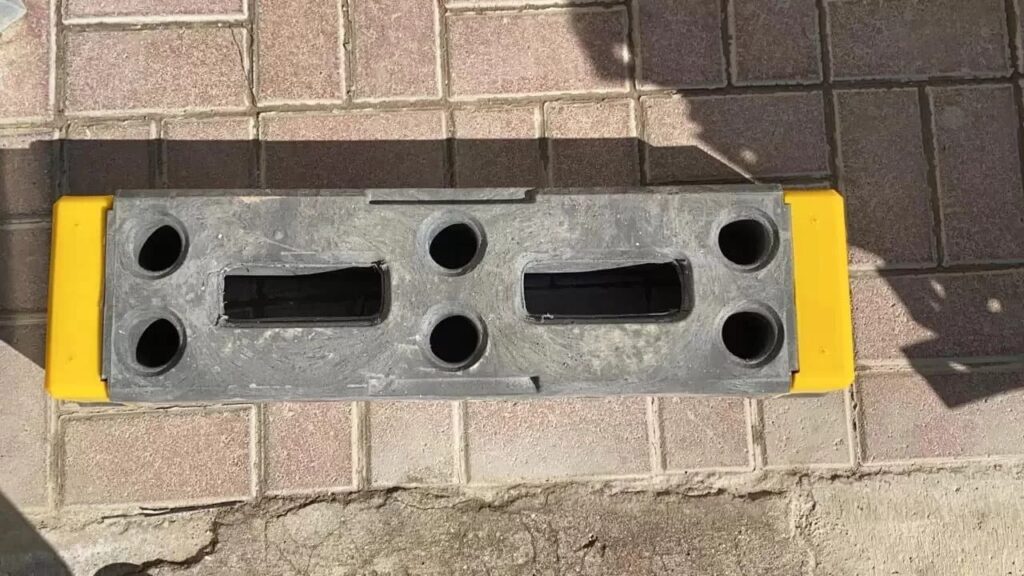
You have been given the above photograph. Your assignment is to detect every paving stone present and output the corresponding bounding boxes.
[466,398,648,482]
[351,0,437,99]
[546,99,639,186]
[62,409,252,505]
[368,401,453,486]
[929,85,1024,264]
[0,226,50,313]
[0,0,51,120]
[163,117,254,188]
[65,0,243,19]
[65,28,250,113]
[851,271,1024,361]
[452,106,543,187]
[730,0,821,85]
[0,324,47,509]
[826,0,1010,81]
[447,9,629,98]
[66,121,152,197]
[638,0,725,88]
[660,396,750,470]
[0,130,56,219]
[447,0,612,6]
[762,394,850,467]
[260,110,446,188]
[835,89,935,267]
[265,403,352,492]
[256,0,344,103]
[858,371,1024,462]
[643,92,828,182]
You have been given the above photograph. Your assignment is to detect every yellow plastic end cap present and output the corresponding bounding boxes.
[45,195,112,402]
[784,189,855,393]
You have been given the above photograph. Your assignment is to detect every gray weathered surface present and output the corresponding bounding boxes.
[103,185,796,402]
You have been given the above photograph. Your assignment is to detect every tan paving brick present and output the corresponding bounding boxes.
[0,227,50,313]
[260,110,446,188]
[447,0,613,7]
[452,106,543,187]
[65,0,243,20]
[0,0,51,120]
[447,9,629,98]
[0,324,48,509]
[163,117,254,188]
[66,121,152,197]
[351,0,438,100]
[62,409,252,505]
[851,271,1024,361]
[638,0,725,89]
[730,0,821,85]
[660,396,749,470]
[265,403,352,492]
[65,28,250,114]
[762,394,851,467]
[643,92,828,183]
[835,89,935,267]
[368,402,453,486]
[466,398,648,482]
[858,371,1024,462]
[256,0,344,103]
[929,85,1024,264]
[826,0,1010,81]
[0,130,56,219]
[546,99,639,186]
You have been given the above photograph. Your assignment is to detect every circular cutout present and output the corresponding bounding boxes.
[721,310,779,364]
[718,218,774,268]
[134,318,182,371]
[429,314,482,367]
[429,223,480,271]
[138,225,185,274]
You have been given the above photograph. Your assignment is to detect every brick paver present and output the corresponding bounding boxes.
[0,130,56,219]
[660,397,750,470]
[368,402,454,486]
[264,403,352,493]
[0,0,50,120]
[834,88,935,267]
[255,0,345,104]
[826,0,1010,81]
[929,85,1024,264]
[65,28,250,114]
[62,409,252,505]
[1,0,1023,512]
[858,371,1024,462]
[762,395,852,467]
[729,0,821,85]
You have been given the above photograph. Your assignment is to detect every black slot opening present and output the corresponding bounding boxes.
[223,265,386,325]
[523,261,687,322]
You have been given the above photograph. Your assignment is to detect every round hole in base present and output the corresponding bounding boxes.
[135,318,182,371]
[429,315,482,367]
[429,223,480,271]
[722,310,778,364]
[138,225,185,274]
[718,218,774,268]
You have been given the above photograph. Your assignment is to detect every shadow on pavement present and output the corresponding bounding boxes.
[0,491,69,575]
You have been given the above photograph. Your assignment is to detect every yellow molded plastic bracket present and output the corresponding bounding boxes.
[785,189,855,393]
[45,195,112,402]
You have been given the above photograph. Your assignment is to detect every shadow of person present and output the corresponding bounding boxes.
[0,491,70,575]
[565,6,1024,408]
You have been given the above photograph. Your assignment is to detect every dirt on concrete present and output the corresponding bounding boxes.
[6,466,1024,576]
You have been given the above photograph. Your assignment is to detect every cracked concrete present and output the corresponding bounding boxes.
[5,466,1024,576]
